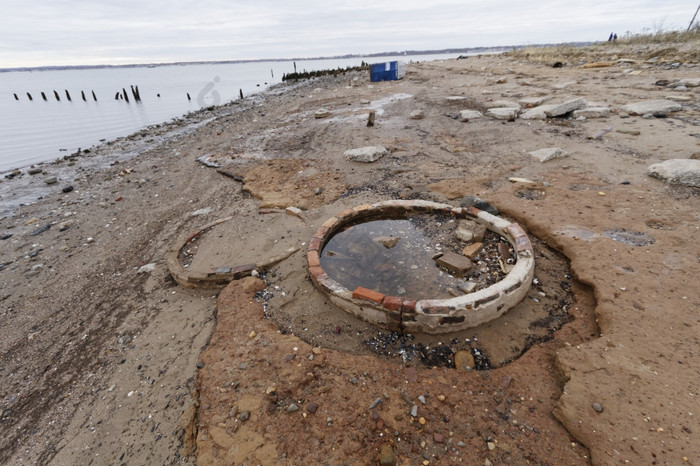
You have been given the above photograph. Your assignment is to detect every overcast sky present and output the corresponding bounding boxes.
[0,0,696,68]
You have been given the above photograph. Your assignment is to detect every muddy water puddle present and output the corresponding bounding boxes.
[320,214,512,300]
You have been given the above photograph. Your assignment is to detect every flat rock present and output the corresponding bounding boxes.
[647,159,700,187]
[446,96,467,101]
[375,236,400,249]
[520,104,557,120]
[344,146,388,163]
[573,107,611,118]
[314,108,331,119]
[622,100,681,116]
[486,107,519,120]
[434,252,472,277]
[529,147,571,162]
[410,110,424,119]
[459,110,483,122]
[544,98,587,117]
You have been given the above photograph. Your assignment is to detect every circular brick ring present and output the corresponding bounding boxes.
[307,200,535,334]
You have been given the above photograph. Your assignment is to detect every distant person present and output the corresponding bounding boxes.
[608,32,614,41]
[613,33,618,42]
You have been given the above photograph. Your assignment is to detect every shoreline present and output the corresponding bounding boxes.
[1,44,698,464]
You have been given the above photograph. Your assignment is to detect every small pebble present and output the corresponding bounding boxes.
[418,395,426,404]
[287,403,299,413]
[306,402,318,413]
[239,411,250,422]
[592,402,603,413]
[195,362,204,369]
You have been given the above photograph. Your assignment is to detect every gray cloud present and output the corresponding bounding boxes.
[0,0,695,67]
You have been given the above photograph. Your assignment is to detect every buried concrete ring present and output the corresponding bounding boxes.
[167,216,298,289]
[307,200,535,334]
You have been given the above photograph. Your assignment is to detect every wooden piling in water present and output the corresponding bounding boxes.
[130,85,141,102]
[65,90,71,101]
[54,90,60,101]
[41,92,47,101]
[271,69,274,78]
[81,91,86,101]
[92,91,97,101]
[187,93,191,101]
[239,89,243,99]
[27,92,33,101]
[14,93,18,100]
[294,61,297,73]
[122,88,129,103]
[115,92,120,100]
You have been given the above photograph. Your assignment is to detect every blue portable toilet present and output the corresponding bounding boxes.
[369,61,406,82]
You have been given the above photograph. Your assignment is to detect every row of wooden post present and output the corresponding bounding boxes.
[14,85,248,102]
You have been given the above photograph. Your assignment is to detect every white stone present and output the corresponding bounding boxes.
[137,263,157,274]
[529,147,571,163]
[520,104,557,120]
[314,108,331,118]
[459,110,483,122]
[486,108,519,120]
[446,96,467,101]
[410,110,425,119]
[191,208,212,216]
[647,159,700,187]
[544,98,587,117]
[344,146,388,163]
[573,107,611,118]
[621,100,682,116]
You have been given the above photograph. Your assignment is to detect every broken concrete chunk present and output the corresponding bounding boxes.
[621,100,681,116]
[486,108,519,120]
[647,159,700,187]
[434,252,472,277]
[455,219,486,243]
[520,104,557,120]
[529,147,571,163]
[344,146,388,163]
[544,98,587,117]
[459,110,483,122]
[573,107,611,118]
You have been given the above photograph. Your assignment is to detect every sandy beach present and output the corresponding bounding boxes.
[1,39,698,465]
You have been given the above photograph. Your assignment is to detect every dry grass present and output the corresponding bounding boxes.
[505,28,700,65]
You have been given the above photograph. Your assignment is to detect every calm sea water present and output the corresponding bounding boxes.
[0,53,460,173]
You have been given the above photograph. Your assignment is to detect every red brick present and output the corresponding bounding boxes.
[515,235,532,252]
[314,226,330,239]
[307,250,320,267]
[402,299,417,313]
[462,242,484,259]
[465,206,482,217]
[352,204,373,212]
[352,286,385,305]
[308,266,326,282]
[308,237,322,252]
[506,223,526,239]
[383,296,403,312]
[321,217,339,229]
